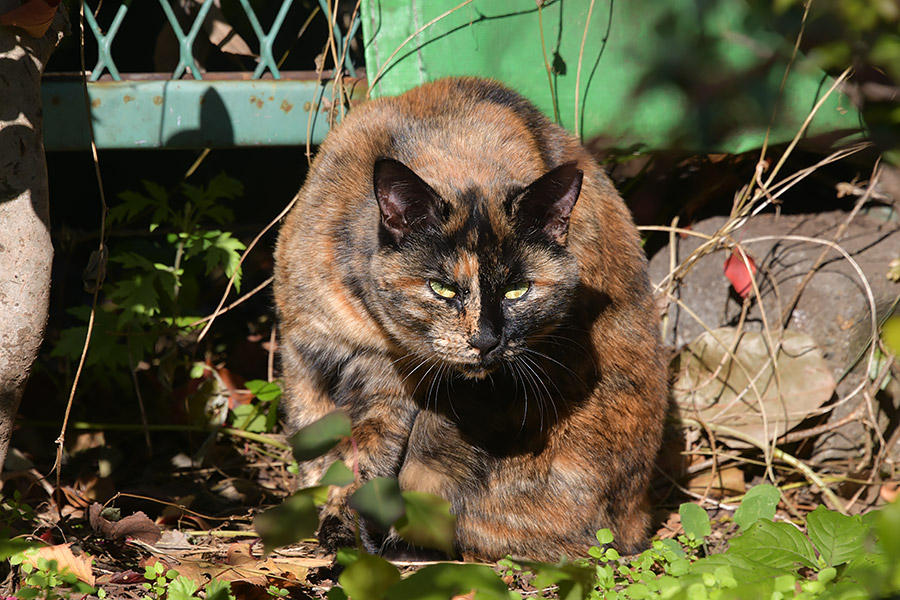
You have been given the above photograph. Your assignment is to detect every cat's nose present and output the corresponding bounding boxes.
[470,329,500,357]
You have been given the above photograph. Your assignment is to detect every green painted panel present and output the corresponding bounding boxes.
[361,0,863,153]
[42,79,355,151]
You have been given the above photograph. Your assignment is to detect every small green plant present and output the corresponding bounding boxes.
[1,490,36,528]
[10,553,99,600]
[53,173,245,371]
[143,561,179,597]
[141,563,235,600]
[51,172,248,415]
[536,484,900,599]
[266,583,290,598]
[259,412,900,599]
[229,378,284,433]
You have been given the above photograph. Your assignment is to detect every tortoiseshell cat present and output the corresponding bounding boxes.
[273,78,667,562]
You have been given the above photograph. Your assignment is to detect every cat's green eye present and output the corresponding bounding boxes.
[429,280,458,299]
[503,282,531,300]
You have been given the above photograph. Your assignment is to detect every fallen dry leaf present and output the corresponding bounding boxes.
[89,503,161,544]
[24,544,95,586]
[141,553,310,588]
[672,328,835,446]
[227,543,256,566]
[156,529,194,551]
[686,463,746,499]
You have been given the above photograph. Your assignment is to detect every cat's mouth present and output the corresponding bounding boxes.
[456,359,501,380]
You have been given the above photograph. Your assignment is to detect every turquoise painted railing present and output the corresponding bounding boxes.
[43,0,364,150]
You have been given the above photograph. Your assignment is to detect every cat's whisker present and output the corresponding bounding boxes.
[512,355,547,432]
[509,360,532,435]
[531,331,592,357]
[441,365,456,413]
[522,346,588,392]
[411,358,443,406]
[426,360,446,414]
[518,354,559,427]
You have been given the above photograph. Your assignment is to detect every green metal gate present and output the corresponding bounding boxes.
[42,0,365,151]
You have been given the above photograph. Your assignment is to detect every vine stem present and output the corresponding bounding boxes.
[55,1,110,499]
[367,0,475,97]
[573,0,596,136]
[537,1,559,123]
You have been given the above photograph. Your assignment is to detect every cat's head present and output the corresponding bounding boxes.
[370,158,583,380]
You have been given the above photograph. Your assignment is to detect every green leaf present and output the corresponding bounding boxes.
[690,553,786,589]
[679,503,711,540]
[149,206,167,232]
[527,562,595,600]
[204,204,236,225]
[51,307,134,369]
[655,538,686,559]
[319,460,355,487]
[181,183,205,206]
[328,587,350,600]
[841,551,889,589]
[385,563,510,600]
[596,528,614,545]
[733,484,780,530]
[882,316,900,356]
[253,488,322,553]
[167,575,200,600]
[108,272,161,318]
[289,410,352,461]
[727,519,818,570]
[204,579,235,600]
[335,547,361,567]
[394,491,456,555]
[203,231,246,291]
[874,488,900,564]
[338,553,401,600]
[1,539,39,561]
[110,189,155,225]
[625,582,650,599]
[806,505,869,567]
[143,179,169,206]
[109,251,157,271]
[205,172,244,202]
[230,404,267,433]
[245,379,282,402]
[348,477,405,531]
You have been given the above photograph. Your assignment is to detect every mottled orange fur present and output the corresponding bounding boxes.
[274,78,666,561]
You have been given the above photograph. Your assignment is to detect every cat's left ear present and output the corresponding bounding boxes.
[374,158,444,245]
[513,162,583,244]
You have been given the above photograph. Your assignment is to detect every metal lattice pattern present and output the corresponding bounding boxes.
[42,1,365,151]
[82,0,358,81]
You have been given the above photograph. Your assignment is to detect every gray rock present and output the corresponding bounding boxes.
[648,211,900,463]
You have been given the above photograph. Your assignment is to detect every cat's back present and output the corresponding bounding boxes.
[280,78,591,229]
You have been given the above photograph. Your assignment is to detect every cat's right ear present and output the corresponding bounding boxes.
[374,158,444,245]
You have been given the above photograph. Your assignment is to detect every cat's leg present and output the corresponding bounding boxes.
[397,405,655,562]
[282,343,419,553]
